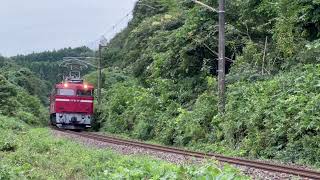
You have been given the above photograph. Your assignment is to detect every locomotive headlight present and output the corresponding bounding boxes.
[84,84,88,89]
[64,83,68,88]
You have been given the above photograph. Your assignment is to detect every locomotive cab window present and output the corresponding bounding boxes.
[57,89,75,96]
[77,89,93,96]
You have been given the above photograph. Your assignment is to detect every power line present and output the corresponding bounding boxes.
[85,2,160,49]
[193,0,218,12]
[85,9,134,48]
[85,2,159,49]
[101,10,133,37]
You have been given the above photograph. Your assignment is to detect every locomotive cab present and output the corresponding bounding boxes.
[50,79,94,130]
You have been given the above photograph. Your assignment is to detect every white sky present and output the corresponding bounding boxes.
[0,0,137,57]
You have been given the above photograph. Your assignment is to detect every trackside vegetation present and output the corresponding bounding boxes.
[1,50,247,179]
[0,117,247,179]
[84,0,320,168]
[1,0,319,177]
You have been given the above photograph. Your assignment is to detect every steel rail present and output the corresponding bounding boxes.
[57,129,320,179]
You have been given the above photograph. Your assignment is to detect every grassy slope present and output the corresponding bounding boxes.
[0,116,247,179]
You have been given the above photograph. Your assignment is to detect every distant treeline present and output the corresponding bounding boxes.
[11,46,95,84]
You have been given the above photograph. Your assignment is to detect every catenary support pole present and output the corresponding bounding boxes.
[98,45,102,106]
[193,0,226,113]
[218,0,226,113]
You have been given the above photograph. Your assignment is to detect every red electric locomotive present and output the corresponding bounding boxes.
[50,58,94,130]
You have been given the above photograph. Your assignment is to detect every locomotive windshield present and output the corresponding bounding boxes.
[57,89,75,96]
[77,89,93,97]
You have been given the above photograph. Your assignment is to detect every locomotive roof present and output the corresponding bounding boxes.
[55,82,94,90]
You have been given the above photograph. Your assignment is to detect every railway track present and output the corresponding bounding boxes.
[56,129,320,179]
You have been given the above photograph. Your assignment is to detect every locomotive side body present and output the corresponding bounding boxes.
[50,80,94,130]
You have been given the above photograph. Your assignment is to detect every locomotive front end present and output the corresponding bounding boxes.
[50,80,94,130]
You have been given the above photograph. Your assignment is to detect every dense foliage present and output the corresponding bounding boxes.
[1,55,248,179]
[0,56,48,125]
[0,118,247,179]
[84,0,320,167]
[1,0,319,172]
[219,65,320,164]
[0,47,95,110]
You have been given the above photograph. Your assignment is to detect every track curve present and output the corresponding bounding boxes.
[55,129,320,179]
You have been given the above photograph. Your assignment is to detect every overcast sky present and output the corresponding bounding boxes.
[0,0,137,57]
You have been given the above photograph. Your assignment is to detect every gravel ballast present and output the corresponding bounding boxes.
[52,130,312,180]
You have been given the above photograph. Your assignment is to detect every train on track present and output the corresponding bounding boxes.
[50,57,94,130]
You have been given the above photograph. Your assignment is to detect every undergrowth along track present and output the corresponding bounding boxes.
[55,129,320,179]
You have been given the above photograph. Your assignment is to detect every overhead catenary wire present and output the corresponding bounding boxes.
[85,0,233,64]
[101,11,132,37]
[85,2,158,49]
[192,0,218,13]
[85,9,134,48]
[188,32,234,63]
[100,2,158,38]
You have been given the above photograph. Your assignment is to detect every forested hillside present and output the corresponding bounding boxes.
[0,56,48,125]
[85,0,320,167]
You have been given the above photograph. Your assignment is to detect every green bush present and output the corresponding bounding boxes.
[0,115,27,132]
[98,75,217,146]
[16,91,48,126]
[0,74,47,126]
[100,80,161,136]
[0,116,27,153]
[0,130,17,152]
[221,64,320,165]
[0,75,19,116]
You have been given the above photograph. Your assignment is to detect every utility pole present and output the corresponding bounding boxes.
[193,0,226,113]
[218,0,226,113]
[98,44,102,106]
[97,43,109,106]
